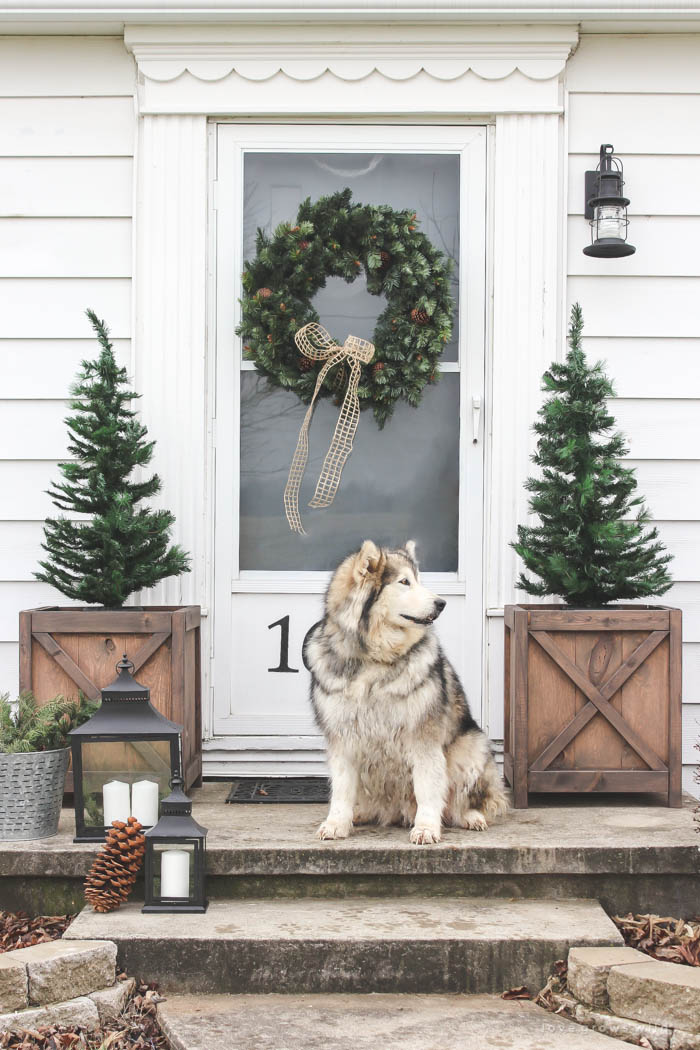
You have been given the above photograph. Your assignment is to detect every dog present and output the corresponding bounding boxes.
[303,540,508,844]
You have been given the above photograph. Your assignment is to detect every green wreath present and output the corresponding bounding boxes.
[237,188,454,428]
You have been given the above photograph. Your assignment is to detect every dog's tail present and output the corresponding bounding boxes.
[481,762,510,822]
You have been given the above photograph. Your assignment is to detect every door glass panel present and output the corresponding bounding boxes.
[243,152,459,361]
[239,150,461,573]
[240,371,459,571]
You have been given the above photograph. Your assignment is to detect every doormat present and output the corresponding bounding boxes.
[225,777,330,804]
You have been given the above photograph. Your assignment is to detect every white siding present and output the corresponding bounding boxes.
[565,33,700,795]
[0,36,136,699]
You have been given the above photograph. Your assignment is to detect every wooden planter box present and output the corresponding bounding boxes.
[19,606,202,791]
[503,604,682,808]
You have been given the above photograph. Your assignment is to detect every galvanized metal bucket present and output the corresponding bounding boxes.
[0,748,70,840]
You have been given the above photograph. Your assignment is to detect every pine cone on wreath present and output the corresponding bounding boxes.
[84,817,146,913]
[256,287,272,299]
[372,361,385,375]
[410,308,429,326]
[297,356,313,373]
[379,250,391,268]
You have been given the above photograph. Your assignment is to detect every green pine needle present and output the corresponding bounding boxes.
[511,303,673,606]
[34,310,191,607]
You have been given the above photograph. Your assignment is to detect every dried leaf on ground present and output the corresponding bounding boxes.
[614,913,700,967]
[0,979,168,1050]
[502,985,531,1000]
[0,913,74,954]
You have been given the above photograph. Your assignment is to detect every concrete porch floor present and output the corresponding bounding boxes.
[1,783,698,916]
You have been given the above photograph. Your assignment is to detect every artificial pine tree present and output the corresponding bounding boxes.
[512,303,672,607]
[35,310,190,608]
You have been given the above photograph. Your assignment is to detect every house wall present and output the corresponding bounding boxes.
[0,36,136,695]
[565,33,700,796]
[0,29,697,797]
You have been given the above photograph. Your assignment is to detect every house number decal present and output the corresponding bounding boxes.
[267,615,299,674]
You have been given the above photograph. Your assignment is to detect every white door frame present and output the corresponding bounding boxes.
[126,24,570,773]
[209,122,487,769]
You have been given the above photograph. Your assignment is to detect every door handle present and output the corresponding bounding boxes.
[472,395,482,444]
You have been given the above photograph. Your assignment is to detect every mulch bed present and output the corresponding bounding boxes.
[0,914,170,1049]
[503,913,700,1007]
[613,913,700,967]
[0,913,74,955]
[0,981,168,1050]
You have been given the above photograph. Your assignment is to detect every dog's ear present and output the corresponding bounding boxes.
[353,540,383,583]
[404,540,418,563]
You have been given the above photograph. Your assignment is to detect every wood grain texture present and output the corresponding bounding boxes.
[526,608,670,631]
[512,607,529,809]
[528,769,669,793]
[531,630,666,771]
[669,608,683,806]
[19,606,202,791]
[504,605,682,807]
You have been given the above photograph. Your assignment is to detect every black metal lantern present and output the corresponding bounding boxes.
[584,143,636,258]
[70,655,182,843]
[142,776,207,913]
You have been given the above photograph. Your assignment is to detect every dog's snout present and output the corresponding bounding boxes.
[434,598,446,616]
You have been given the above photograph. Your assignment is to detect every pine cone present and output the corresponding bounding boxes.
[410,308,429,326]
[256,287,272,299]
[299,241,309,250]
[298,356,313,373]
[84,817,146,914]
[372,361,385,375]
[379,250,391,267]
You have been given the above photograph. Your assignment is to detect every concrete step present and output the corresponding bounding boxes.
[65,896,622,995]
[157,992,631,1050]
[4,793,699,918]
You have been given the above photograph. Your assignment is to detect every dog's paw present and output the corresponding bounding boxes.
[464,810,488,832]
[409,824,441,845]
[317,820,351,840]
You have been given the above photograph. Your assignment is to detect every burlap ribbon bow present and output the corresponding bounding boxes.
[284,322,374,534]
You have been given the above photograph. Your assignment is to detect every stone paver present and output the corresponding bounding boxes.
[0,954,27,1013]
[22,939,116,1006]
[608,961,700,1035]
[158,992,633,1050]
[568,946,650,1007]
[0,995,99,1034]
[575,1002,671,1050]
[90,978,136,1024]
[671,1031,700,1050]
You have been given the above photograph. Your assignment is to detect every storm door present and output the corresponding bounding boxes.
[210,123,487,774]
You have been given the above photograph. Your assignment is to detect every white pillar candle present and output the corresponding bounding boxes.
[131,779,159,827]
[102,780,130,827]
[160,849,190,898]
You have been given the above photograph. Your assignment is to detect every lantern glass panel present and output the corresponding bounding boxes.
[594,204,627,241]
[79,740,173,831]
[152,842,197,901]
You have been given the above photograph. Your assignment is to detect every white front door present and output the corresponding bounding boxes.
[209,123,487,776]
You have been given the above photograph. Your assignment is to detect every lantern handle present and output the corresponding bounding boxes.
[116,653,136,675]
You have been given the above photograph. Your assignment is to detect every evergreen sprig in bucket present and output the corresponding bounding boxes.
[0,693,97,840]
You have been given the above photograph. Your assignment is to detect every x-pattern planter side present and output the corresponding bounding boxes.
[503,604,682,808]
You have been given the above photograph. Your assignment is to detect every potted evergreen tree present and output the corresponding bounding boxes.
[0,692,96,839]
[20,311,202,789]
[504,304,681,808]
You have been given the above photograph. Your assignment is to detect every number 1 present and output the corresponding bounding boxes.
[268,615,299,673]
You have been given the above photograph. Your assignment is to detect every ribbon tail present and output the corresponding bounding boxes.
[309,357,362,510]
[284,351,343,533]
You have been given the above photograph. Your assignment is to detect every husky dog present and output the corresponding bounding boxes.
[303,540,508,844]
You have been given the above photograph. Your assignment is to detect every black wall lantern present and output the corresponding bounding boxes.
[70,655,182,843]
[142,776,208,913]
[584,143,636,258]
